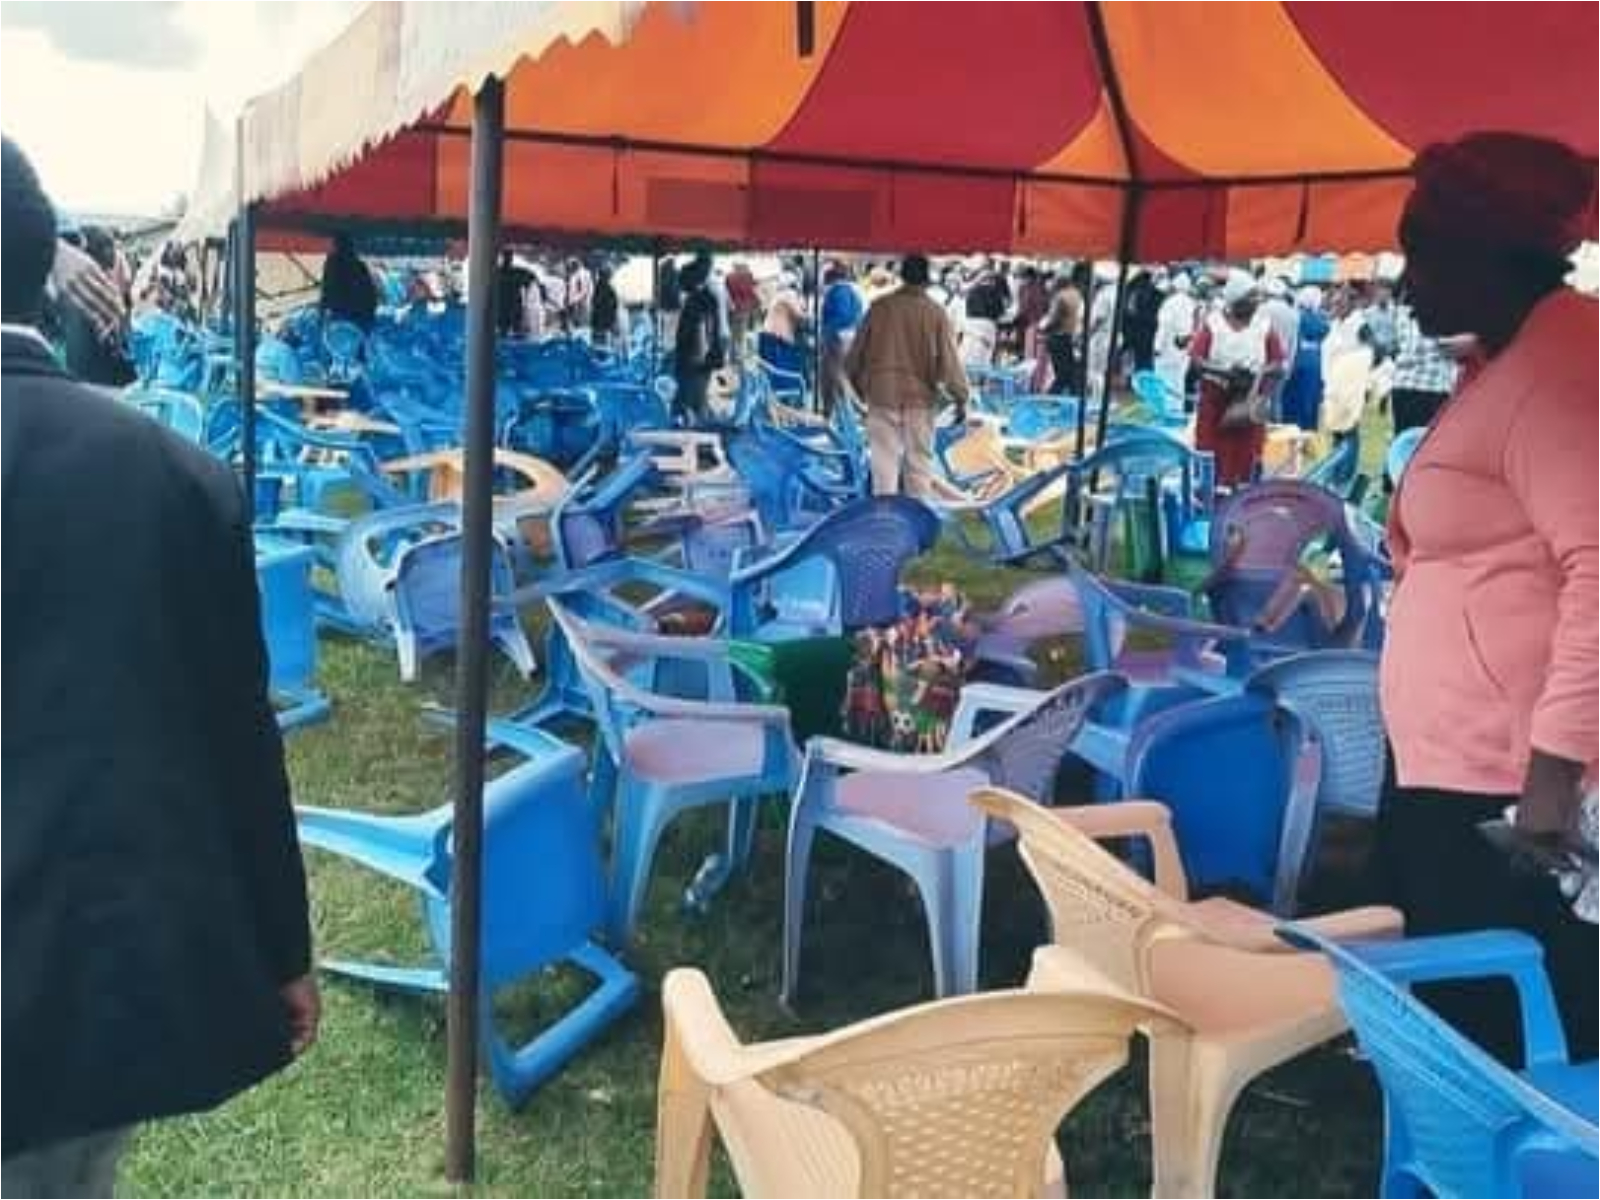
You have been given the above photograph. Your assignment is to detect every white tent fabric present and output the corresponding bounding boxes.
[239,1,643,206]
[174,108,235,244]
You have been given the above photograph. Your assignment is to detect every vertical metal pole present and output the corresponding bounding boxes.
[234,205,257,522]
[810,248,823,410]
[1093,189,1142,452]
[444,74,504,1186]
[233,115,257,521]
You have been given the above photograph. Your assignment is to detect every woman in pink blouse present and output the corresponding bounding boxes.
[1379,132,1596,1063]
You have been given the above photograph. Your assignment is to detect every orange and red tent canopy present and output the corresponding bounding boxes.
[245,1,1598,257]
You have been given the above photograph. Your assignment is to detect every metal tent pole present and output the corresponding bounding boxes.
[443,74,505,1186]
[234,207,258,522]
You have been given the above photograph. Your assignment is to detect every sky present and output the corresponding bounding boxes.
[0,1,362,215]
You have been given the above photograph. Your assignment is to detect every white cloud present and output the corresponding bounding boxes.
[0,1,359,214]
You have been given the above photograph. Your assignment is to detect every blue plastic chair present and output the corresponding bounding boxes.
[971,428,1210,572]
[1386,427,1426,489]
[255,534,331,732]
[1130,368,1190,427]
[547,599,797,944]
[1246,650,1383,913]
[1279,925,1599,1198]
[1298,428,1362,498]
[784,672,1126,1002]
[255,336,305,385]
[322,319,366,383]
[503,554,734,730]
[1124,689,1311,903]
[726,433,856,533]
[277,502,536,682]
[728,496,940,641]
[296,730,638,1106]
[124,386,207,444]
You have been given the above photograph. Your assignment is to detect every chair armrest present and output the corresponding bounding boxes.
[660,969,817,1088]
[949,682,1046,747]
[1343,930,1570,1068]
[804,736,975,776]
[1105,579,1196,620]
[272,510,350,537]
[1052,802,1189,899]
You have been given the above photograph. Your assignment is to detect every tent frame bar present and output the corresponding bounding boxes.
[408,121,1422,192]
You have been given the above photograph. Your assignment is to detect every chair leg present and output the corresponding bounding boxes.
[655,1000,717,1198]
[726,795,761,872]
[919,848,985,999]
[395,630,420,683]
[1147,1033,1247,1200]
[607,780,672,946]
[780,816,819,1007]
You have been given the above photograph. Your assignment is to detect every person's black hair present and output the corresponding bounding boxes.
[2,136,59,323]
[82,225,117,272]
[332,232,356,258]
[680,257,710,290]
[900,254,931,286]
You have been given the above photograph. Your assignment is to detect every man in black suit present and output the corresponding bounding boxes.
[2,136,318,1196]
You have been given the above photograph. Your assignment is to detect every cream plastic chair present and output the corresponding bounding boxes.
[655,965,1178,1199]
[970,786,1402,1199]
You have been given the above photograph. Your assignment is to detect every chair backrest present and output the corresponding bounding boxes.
[334,502,459,628]
[969,673,1126,803]
[546,599,641,765]
[1300,428,1360,497]
[1206,478,1375,648]
[323,320,366,379]
[125,386,207,444]
[256,336,304,385]
[1247,651,1383,819]
[254,535,318,695]
[670,968,1163,1198]
[1386,426,1426,488]
[970,787,1178,996]
[1281,925,1600,1198]
[552,454,657,569]
[765,496,941,630]
[1125,691,1308,901]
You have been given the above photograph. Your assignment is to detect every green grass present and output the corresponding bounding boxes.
[121,415,1399,1198]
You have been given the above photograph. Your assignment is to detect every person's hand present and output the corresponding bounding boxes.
[1515,750,1585,841]
[51,240,126,338]
[280,974,321,1057]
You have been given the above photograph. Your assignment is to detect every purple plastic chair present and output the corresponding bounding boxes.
[1203,479,1381,651]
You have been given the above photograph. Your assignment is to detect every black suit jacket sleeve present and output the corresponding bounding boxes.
[202,464,312,984]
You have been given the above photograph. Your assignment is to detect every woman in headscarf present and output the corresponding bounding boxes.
[1377,132,1596,1065]
[1188,269,1286,487]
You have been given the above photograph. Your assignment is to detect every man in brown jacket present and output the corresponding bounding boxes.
[845,254,971,497]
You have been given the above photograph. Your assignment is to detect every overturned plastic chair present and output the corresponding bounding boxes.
[287,502,536,682]
[656,965,1177,1199]
[784,673,1125,1003]
[1280,924,1599,1198]
[297,731,636,1106]
[972,786,1401,1198]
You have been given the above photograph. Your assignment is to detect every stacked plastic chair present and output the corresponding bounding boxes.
[974,786,1401,1198]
